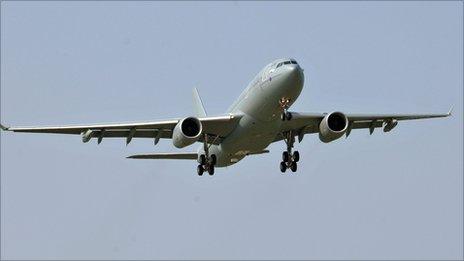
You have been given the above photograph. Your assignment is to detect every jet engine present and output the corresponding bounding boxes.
[319,112,349,143]
[172,117,203,148]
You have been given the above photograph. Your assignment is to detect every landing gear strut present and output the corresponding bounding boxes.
[280,131,300,173]
[279,98,292,121]
[197,134,217,176]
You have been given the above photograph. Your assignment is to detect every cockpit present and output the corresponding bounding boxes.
[276,59,298,68]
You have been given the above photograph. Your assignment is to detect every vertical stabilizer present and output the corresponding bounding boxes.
[192,88,207,117]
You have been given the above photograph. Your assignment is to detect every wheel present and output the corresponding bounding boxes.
[281,112,286,121]
[293,151,300,162]
[198,155,206,165]
[285,111,292,121]
[208,165,215,175]
[197,165,204,176]
[210,154,217,166]
[290,162,297,172]
[282,151,290,162]
[280,161,287,173]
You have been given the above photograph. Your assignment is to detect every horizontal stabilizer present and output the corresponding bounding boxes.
[247,150,269,156]
[127,152,198,160]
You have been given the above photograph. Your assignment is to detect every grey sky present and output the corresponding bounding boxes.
[1,1,462,259]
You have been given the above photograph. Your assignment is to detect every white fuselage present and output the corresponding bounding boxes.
[202,59,305,167]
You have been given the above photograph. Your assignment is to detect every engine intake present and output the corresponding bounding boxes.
[172,117,203,148]
[319,112,349,143]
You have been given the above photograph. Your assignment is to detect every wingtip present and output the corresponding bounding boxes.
[0,124,9,131]
[447,106,453,116]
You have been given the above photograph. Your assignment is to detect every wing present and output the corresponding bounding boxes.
[275,108,452,142]
[1,114,242,145]
[127,152,198,160]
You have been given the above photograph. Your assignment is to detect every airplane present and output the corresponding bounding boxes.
[0,58,452,176]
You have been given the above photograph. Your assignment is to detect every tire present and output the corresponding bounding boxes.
[285,111,292,121]
[281,112,286,121]
[290,162,297,172]
[282,151,290,162]
[293,151,300,162]
[280,161,287,173]
[198,155,206,165]
[210,154,217,166]
[208,165,215,175]
[197,165,204,176]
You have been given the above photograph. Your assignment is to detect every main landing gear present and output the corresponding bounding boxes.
[197,154,216,176]
[197,134,217,176]
[280,131,300,173]
[279,97,292,121]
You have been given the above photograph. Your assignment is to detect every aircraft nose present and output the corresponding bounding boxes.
[285,64,304,84]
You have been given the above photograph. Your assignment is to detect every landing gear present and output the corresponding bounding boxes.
[279,98,292,121]
[198,154,216,176]
[198,155,206,165]
[293,151,299,162]
[279,130,300,173]
[208,165,215,175]
[197,165,204,176]
[197,134,217,176]
[290,162,297,172]
[280,161,287,173]
[282,151,290,162]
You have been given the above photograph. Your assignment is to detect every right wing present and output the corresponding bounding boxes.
[1,114,242,145]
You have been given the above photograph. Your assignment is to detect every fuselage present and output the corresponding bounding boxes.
[202,58,305,167]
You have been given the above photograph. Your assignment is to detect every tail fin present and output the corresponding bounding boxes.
[192,88,207,117]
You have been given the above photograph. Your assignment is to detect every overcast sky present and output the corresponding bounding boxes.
[1,2,462,260]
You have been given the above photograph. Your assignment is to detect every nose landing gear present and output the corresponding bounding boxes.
[279,98,293,121]
[279,131,300,173]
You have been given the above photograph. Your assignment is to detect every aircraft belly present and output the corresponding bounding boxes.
[214,114,280,167]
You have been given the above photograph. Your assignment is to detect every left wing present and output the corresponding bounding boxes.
[275,109,452,142]
[0,114,241,145]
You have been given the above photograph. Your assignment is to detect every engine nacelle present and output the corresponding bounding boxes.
[172,117,203,148]
[319,112,349,143]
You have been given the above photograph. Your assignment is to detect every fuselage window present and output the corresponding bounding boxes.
[276,62,283,68]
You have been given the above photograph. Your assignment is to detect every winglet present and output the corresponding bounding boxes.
[0,124,9,131]
[447,106,453,116]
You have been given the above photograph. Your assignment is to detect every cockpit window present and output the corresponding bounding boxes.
[277,60,298,68]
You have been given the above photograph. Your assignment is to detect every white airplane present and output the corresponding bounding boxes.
[1,58,451,176]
